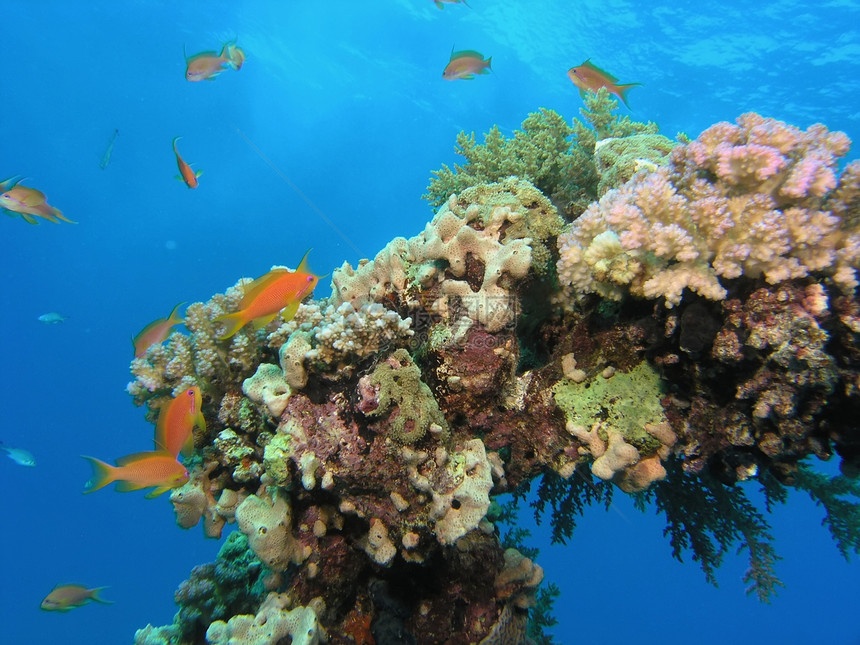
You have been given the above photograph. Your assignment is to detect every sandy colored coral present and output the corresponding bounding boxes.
[235,489,306,571]
[243,363,291,418]
[206,593,324,645]
[430,439,495,546]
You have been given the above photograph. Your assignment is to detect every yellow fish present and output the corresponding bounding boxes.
[41,584,112,612]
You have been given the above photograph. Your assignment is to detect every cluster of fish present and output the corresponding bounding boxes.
[82,385,202,499]
[2,42,246,232]
[76,249,322,509]
[437,2,640,107]
[171,42,247,189]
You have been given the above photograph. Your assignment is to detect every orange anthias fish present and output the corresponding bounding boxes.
[41,584,112,612]
[443,49,492,80]
[185,42,245,82]
[215,249,321,340]
[567,59,641,109]
[0,176,75,225]
[155,386,205,458]
[133,302,185,357]
[173,137,201,189]
[82,451,189,498]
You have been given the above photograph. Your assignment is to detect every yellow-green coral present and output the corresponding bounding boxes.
[366,349,448,444]
[552,361,666,453]
[594,132,677,196]
[424,90,661,219]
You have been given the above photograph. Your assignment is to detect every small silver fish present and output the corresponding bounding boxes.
[38,312,67,324]
[100,129,119,170]
[0,444,36,467]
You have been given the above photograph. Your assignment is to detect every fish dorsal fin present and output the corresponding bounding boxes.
[115,451,166,466]
[582,59,619,83]
[450,50,485,61]
[240,269,289,305]
[295,248,313,275]
[167,301,186,324]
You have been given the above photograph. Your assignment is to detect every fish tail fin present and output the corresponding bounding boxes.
[51,207,77,224]
[81,456,116,493]
[214,312,248,340]
[167,301,186,326]
[615,83,641,109]
[89,587,113,605]
[227,44,245,70]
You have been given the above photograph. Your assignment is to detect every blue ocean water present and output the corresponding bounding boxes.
[1,1,858,643]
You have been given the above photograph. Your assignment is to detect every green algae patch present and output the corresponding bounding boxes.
[368,349,448,444]
[552,361,667,452]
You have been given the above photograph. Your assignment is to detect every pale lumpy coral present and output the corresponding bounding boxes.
[557,112,859,307]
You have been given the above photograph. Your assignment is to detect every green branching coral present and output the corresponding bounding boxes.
[635,461,784,602]
[424,90,664,220]
[424,108,574,210]
[526,583,561,645]
[792,466,860,559]
[531,468,615,545]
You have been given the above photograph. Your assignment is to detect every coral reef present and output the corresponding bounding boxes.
[131,106,860,643]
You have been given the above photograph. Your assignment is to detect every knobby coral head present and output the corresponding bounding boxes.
[557,111,859,307]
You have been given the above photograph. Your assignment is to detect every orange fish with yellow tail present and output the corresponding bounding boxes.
[567,59,641,109]
[185,41,245,81]
[155,386,205,458]
[82,451,189,498]
[133,302,185,357]
[215,249,321,340]
[173,137,201,188]
[0,176,75,224]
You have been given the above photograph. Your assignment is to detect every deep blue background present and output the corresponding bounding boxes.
[1,1,858,643]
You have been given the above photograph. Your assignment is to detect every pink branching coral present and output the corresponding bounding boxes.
[557,112,859,307]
